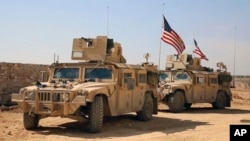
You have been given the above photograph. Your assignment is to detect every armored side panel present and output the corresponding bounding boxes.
[72,36,107,61]
[166,53,191,70]
[186,58,204,71]
[166,53,205,71]
[106,42,126,63]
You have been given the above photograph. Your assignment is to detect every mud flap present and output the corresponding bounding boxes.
[153,98,158,114]
[226,95,231,107]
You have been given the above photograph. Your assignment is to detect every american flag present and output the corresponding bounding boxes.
[193,39,208,61]
[161,15,185,55]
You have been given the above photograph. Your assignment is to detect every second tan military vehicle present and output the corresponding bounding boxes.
[158,54,232,113]
[12,36,158,133]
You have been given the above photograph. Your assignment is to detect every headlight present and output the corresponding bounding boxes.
[20,88,27,94]
[82,90,89,96]
[53,93,60,102]
[77,90,88,96]
[77,90,82,95]
[63,93,69,102]
[164,85,171,89]
[28,92,35,100]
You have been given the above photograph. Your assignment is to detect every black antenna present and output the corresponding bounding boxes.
[107,6,109,37]
[57,55,59,63]
[54,53,56,63]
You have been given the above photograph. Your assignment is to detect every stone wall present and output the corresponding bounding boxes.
[0,62,49,105]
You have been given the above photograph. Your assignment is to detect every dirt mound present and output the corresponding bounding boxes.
[235,81,250,89]
[0,105,21,113]
[231,81,250,105]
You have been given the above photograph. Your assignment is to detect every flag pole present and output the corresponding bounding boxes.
[233,25,237,87]
[158,2,165,70]
[193,31,195,57]
[158,30,162,70]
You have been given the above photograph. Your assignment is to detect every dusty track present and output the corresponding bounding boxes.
[1,88,250,141]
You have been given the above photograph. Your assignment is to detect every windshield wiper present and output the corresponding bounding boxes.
[68,79,74,82]
[88,63,101,74]
[35,80,47,88]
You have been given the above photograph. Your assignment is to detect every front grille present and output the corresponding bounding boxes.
[38,91,64,102]
[38,92,51,101]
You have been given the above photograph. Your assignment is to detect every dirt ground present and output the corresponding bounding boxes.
[1,86,250,141]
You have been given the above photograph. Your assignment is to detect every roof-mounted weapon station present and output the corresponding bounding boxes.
[71,36,126,63]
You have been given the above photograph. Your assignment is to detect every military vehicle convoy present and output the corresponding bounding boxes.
[158,54,232,113]
[12,36,159,133]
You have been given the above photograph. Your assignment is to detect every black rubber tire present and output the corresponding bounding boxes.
[212,91,226,109]
[23,112,39,130]
[184,103,192,109]
[168,91,184,113]
[88,96,104,133]
[136,94,153,121]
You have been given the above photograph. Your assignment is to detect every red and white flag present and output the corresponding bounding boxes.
[161,15,185,55]
[193,39,208,61]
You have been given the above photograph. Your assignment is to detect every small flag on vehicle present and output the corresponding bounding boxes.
[193,39,208,61]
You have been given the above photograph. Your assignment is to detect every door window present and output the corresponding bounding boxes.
[197,77,205,84]
[138,74,146,83]
[124,73,132,83]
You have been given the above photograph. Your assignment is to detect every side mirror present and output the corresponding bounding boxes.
[40,71,49,82]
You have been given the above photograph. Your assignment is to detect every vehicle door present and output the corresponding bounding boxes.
[192,73,206,102]
[117,69,135,113]
[132,69,147,111]
[205,74,218,101]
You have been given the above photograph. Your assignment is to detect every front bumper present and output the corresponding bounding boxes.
[12,92,86,116]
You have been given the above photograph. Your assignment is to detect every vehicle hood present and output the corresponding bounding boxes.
[22,81,116,92]
[159,80,192,88]
[72,82,116,91]
[167,80,191,86]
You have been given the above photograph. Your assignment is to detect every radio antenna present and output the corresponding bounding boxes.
[107,6,109,37]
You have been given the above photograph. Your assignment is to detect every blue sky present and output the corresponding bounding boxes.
[0,0,250,75]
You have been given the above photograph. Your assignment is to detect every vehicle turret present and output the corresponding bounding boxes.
[166,53,213,71]
[71,36,126,63]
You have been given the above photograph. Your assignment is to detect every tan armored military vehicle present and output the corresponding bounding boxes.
[12,36,158,133]
[158,54,232,113]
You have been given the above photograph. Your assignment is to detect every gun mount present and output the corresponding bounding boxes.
[166,53,213,72]
[71,36,126,63]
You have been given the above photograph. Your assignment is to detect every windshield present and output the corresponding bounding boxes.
[159,72,171,81]
[85,68,112,79]
[173,72,190,81]
[53,68,79,79]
